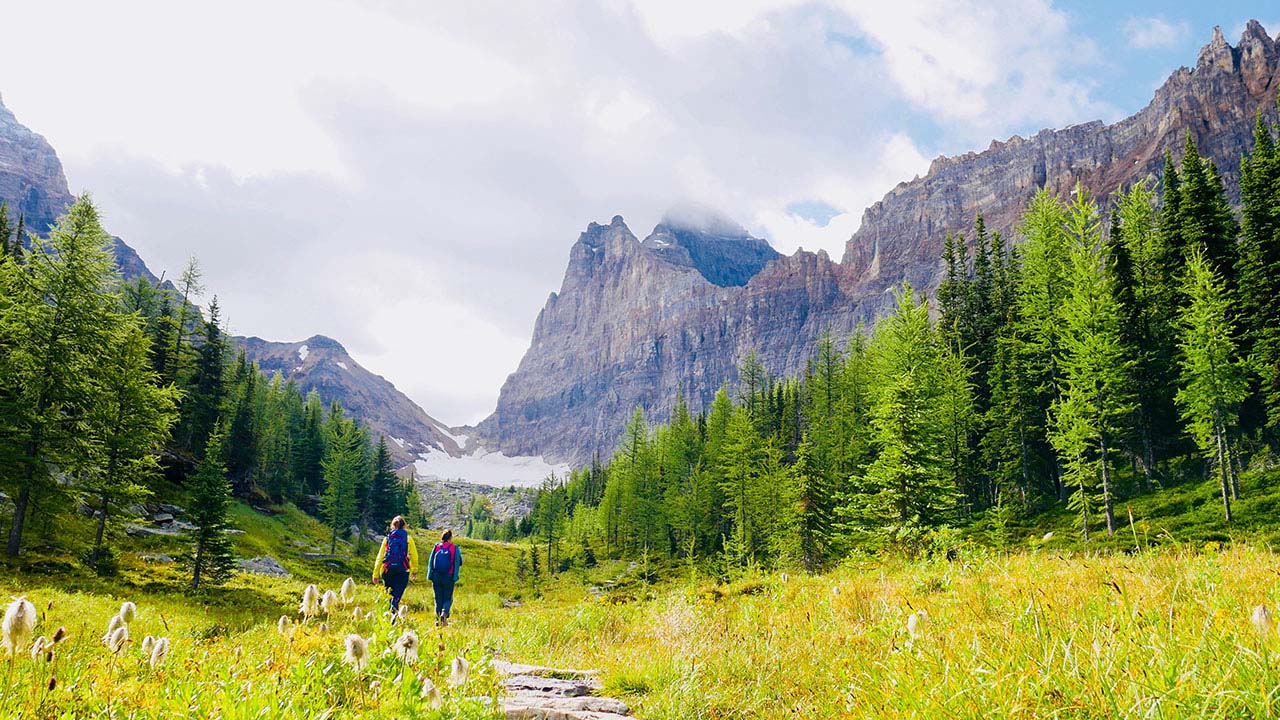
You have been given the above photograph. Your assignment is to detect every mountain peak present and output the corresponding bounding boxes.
[659,202,749,238]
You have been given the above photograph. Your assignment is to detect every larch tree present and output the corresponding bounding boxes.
[1176,250,1249,521]
[1049,189,1136,539]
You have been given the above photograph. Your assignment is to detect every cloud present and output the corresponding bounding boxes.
[6,0,1109,425]
[1125,16,1191,50]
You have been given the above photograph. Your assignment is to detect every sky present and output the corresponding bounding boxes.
[0,0,1274,427]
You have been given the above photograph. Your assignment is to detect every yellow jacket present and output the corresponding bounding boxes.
[371,533,419,580]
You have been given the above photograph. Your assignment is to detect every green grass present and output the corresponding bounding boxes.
[3,475,1280,718]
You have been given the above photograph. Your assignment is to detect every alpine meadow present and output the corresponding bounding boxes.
[4,6,1280,720]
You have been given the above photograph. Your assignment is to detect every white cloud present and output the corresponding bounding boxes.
[4,0,1110,426]
[1125,16,1191,49]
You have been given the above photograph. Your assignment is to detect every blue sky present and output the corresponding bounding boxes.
[0,1,1275,426]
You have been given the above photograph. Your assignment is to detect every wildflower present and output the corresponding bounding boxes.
[343,634,369,671]
[119,601,137,624]
[779,572,789,583]
[1252,604,1274,638]
[364,612,373,622]
[396,604,409,622]
[149,637,170,668]
[103,614,125,643]
[369,679,381,692]
[392,630,419,664]
[448,656,469,687]
[907,610,929,641]
[321,590,339,616]
[351,605,363,620]
[141,635,155,655]
[2,596,37,655]
[277,615,292,635]
[107,626,129,653]
[340,577,357,604]
[1041,532,1055,543]
[299,584,321,619]
[30,636,48,660]
[420,677,442,707]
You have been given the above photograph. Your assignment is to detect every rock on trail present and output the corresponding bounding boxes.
[494,659,634,720]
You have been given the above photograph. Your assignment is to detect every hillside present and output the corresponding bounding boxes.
[479,21,1280,466]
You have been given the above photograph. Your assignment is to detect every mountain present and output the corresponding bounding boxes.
[236,334,462,467]
[478,21,1280,466]
[0,95,157,282]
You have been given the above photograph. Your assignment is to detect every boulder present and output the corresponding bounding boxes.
[236,556,290,577]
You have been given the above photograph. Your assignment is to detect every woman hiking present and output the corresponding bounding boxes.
[427,529,463,627]
[371,515,419,618]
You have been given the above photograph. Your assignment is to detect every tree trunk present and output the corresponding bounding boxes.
[1215,430,1233,522]
[191,540,204,590]
[1099,430,1116,536]
[6,484,30,557]
[90,492,110,569]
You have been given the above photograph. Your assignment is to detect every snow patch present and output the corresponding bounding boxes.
[414,448,569,488]
[390,437,406,448]
[335,361,348,371]
[297,344,309,362]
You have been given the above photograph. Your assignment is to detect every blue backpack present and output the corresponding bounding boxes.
[383,528,410,572]
[432,543,456,576]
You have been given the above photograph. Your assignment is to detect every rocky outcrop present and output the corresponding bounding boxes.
[0,95,157,282]
[237,334,463,467]
[480,21,1280,466]
[842,20,1280,293]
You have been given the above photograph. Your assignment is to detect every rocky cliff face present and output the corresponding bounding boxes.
[0,95,156,282]
[480,21,1280,466]
[842,20,1280,292]
[237,334,463,467]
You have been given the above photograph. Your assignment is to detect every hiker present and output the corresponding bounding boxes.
[371,515,419,616]
[427,529,463,626]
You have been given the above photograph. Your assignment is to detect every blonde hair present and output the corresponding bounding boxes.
[391,516,406,530]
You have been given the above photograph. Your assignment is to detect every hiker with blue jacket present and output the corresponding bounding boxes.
[427,529,463,626]
[371,515,419,617]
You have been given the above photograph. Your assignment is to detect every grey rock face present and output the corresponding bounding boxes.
[479,21,1280,466]
[237,334,462,467]
[237,556,290,577]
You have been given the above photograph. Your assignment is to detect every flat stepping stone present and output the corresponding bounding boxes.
[496,661,634,719]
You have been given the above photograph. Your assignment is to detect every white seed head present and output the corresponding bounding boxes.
[363,612,373,622]
[1252,604,1274,637]
[277,615,292,635]
[448,656,470,687]
[107,626,129,653]
[420,677,442,707]
[396,604,409,621]
[321,590,339,616]
[907,610,929,641]
[340,578,357,604]
[392,630,420,664]
[300,585,321,619]
[343,634,369,670]
[149,637,170,668]
[141,635,155,655]
[119,601,137,625]
[2,597,38,655]
[29,636,48,660]
[1041,532,1055,543]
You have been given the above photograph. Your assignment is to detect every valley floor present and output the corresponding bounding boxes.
[2,503,1279,718]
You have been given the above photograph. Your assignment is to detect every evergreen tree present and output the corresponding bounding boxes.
[1176,135,1239,283]
[367,435,402,525]
[0,201,12,258]
[535,474,567,573]
[223,351,260,496]
[1238,109,1280,430]
[0,196,121,557]
[782,435,834,571]
[86,320,181,571]
[167,257,204,385]
[181,297,227,454]
[1176,250,1248,521]
[853,285,959,543]
[321,409,363,555]
[186,428,237,589]
[1049,189,1136,539]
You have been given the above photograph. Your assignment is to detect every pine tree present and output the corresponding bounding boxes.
[1176,250,1249,521]
[854,285,959,544]
[1177,135,1239,283]
[321,410,363,555]
[367,435,402,525]
[1238,108,1280,430]
[0,196,121,557]
[181,297,227,454]
[0,201,12,258]
[783,435,834,571]
[167,257,204,385]
[223,351,260,496]
[536,474,567,573]
[186,428,237,589]
[1049,189,1136,539]
[86,319,181,570]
